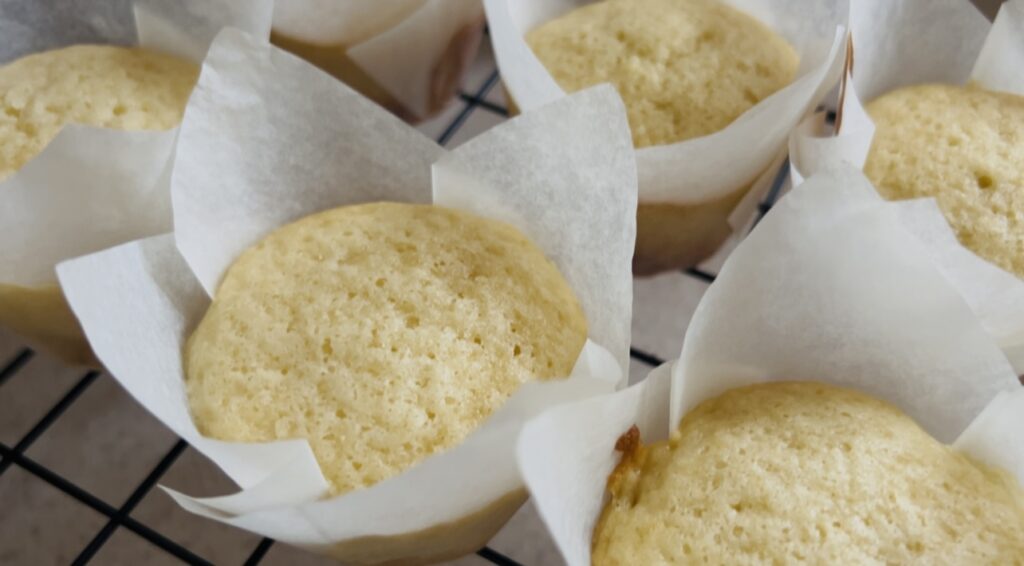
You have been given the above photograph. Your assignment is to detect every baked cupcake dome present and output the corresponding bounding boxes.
[0,44,198,180]
[526,0,798,149]
[864,84,1024,278]
[186,202,588,495]
[593,382,1024,564]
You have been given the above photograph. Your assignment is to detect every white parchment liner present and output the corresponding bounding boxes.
[789,0,1024,372]
[57,29,636,564]
[272,0,484,121]
[0,0,272,361]
[517,165,1024,566]
[484,0,847,225]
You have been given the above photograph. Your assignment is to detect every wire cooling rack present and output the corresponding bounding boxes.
[0,56,789,566]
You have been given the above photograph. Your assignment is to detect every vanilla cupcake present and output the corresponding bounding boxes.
[186,202,587,496]
[57,28,636,565]
[594,382,1024,564]
[0,44,198,363]
[863,84,1024,278]
[522,0,798,274]
[516,167,1024,566]
[786,0,1024,372]
[487,0,846,275]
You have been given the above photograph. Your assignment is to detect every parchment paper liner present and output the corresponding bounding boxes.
[271,0,485,122]
[789,0,1024,372]
[484,0,848,273]
[517,165,1024,566]
[57,29,637,565]
[0,0,272,364]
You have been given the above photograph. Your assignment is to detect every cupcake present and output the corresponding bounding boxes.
[863,84,1024,278]
[186,202,587,497]
[788,0,1024,371]
[486,0,847,274]
[58,29,636,565]
[0,2,267,364]
[516,166,1024,565]
[271,0,485,122]
[595,382,1024,564]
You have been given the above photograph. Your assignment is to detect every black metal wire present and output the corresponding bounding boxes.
[0,370,98,476]
[72,439,188,565]
[753,158,791,228]
[0,348,33,387]
[438,71,501,145]
[459,92,510,117]
[478,546,527,566]
[629,348,665,367]
[0,442,214,565]
[684,267,717,284]
[242,538,274,566]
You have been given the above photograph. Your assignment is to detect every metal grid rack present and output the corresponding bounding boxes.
[0,58,789,565]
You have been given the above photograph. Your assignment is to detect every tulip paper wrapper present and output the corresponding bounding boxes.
[273,0,484,121]
[484,0,846,231]
[789,0,1024,372]
[56,29,636,563]
[517,165,1024,566]
[0,0,272,361]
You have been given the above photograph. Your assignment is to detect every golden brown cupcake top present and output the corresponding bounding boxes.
[186,202,588,495]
